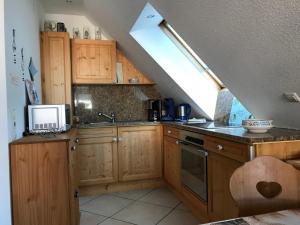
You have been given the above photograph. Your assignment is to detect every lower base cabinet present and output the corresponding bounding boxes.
[78,125,163,188]
[118,126,163,181]
[207,152,242,221]
[163,136,181,192]
[78,127,118,186]
[10,130,79,225]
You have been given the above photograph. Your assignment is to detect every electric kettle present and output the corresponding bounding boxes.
[177,103,191,122]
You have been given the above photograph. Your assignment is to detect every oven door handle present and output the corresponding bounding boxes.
[179,141,208,157]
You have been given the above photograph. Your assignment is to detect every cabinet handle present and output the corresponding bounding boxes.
[216,144,223,151]
[112,137,118,142]
[176,140,179,145]
[167,130,172,134]
[71,146,76,151]
[118,137,123,142]
[74,190,79,198]
[75,138,79,143]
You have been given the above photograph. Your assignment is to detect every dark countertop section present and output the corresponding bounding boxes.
[163,122,300,144]
[74,120,300,144]
[10,129,77,145]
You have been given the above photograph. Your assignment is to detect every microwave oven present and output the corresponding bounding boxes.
[28,104,71,133]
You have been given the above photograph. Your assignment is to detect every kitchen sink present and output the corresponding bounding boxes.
[79,122,116,128]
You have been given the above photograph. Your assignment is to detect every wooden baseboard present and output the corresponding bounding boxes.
[79,179,165,196]
[165,181,209,223]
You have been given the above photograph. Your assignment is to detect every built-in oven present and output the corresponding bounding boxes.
[180,130,208,202]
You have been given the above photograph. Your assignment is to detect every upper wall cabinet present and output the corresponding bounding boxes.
[72,39,117,84]
[41,32,71,105]
[117,50,154,84]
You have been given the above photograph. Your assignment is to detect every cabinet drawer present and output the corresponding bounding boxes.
[204,136,249,162]
[164,126,180,139]
[78,127,117,138]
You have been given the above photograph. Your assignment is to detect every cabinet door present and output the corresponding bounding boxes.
[69,138,80,225]
[118,126,162,181]
[10,142,70,225]
[208,152,241,221]
[78,136,118,186]
[164,136,181,192]
[41,32,71,105]
[72,40,116,84]
[117,50,154,84]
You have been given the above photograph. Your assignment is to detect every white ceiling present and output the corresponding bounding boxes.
[41,0,300,128]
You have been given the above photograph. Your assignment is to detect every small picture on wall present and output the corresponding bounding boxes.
[83,27,90,39]
[73,27,80,39]
[12,29,17,64]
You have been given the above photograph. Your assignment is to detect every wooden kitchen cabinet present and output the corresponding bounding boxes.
[10,130,79,225]
[117,50,154,84]
[78,127,118,186]
[204,136,249,221]
[41,32,71,105]
[72,39,116,84]
[207,150,242,221]
[69,136,80,225]
[205,135,248,221]
[118,125,163,181]
[163,136,181,192]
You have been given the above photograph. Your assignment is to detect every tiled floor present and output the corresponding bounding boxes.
[80,187,201,225]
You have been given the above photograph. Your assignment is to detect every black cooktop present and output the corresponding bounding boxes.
[185,122,242,129]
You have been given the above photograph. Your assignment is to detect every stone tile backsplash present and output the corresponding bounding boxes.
[73,85,162,123]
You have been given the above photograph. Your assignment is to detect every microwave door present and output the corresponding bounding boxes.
[31,107,59,131]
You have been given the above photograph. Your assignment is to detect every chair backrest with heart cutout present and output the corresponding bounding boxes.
[230,156,300,217]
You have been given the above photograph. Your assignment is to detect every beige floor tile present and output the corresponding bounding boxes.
[112,201,172,225]
[139,188,180,207]
[157,209,200,225]
[80,195,98,206]
[80,211,107,225]
[175,202,191,212]
[81,194,133,217]
[99,218,136,225]
[112,189,153,200]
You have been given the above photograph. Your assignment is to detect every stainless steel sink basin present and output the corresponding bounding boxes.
[79,122,116,128]
[89,122,115,125]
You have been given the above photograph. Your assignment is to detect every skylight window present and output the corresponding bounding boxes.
[160,21,225,89]
[130,3,224,119]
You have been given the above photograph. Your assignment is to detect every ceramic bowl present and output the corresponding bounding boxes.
[243,125,273,133]
[242,119,273,127]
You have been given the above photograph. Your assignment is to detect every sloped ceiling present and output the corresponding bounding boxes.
[43,0,300,128]
[41,0,84,14]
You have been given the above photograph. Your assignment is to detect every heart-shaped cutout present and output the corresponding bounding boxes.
[256,181,282,199]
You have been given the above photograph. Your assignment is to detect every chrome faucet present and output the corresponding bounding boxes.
[98,112,116,123]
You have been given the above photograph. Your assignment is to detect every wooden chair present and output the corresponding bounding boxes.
[229,156,300,217]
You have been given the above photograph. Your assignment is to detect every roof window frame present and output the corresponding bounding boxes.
[159,20,225,89]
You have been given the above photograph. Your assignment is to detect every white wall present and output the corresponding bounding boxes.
[5,0,43,141]
[44,13,111,40]
[0,0,11,223]
[1,0,44,223]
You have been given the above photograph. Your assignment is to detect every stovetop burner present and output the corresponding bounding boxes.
[185,121,242,129]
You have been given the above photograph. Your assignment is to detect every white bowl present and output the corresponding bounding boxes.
[243,125,273,133]
[242,119,273,127]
